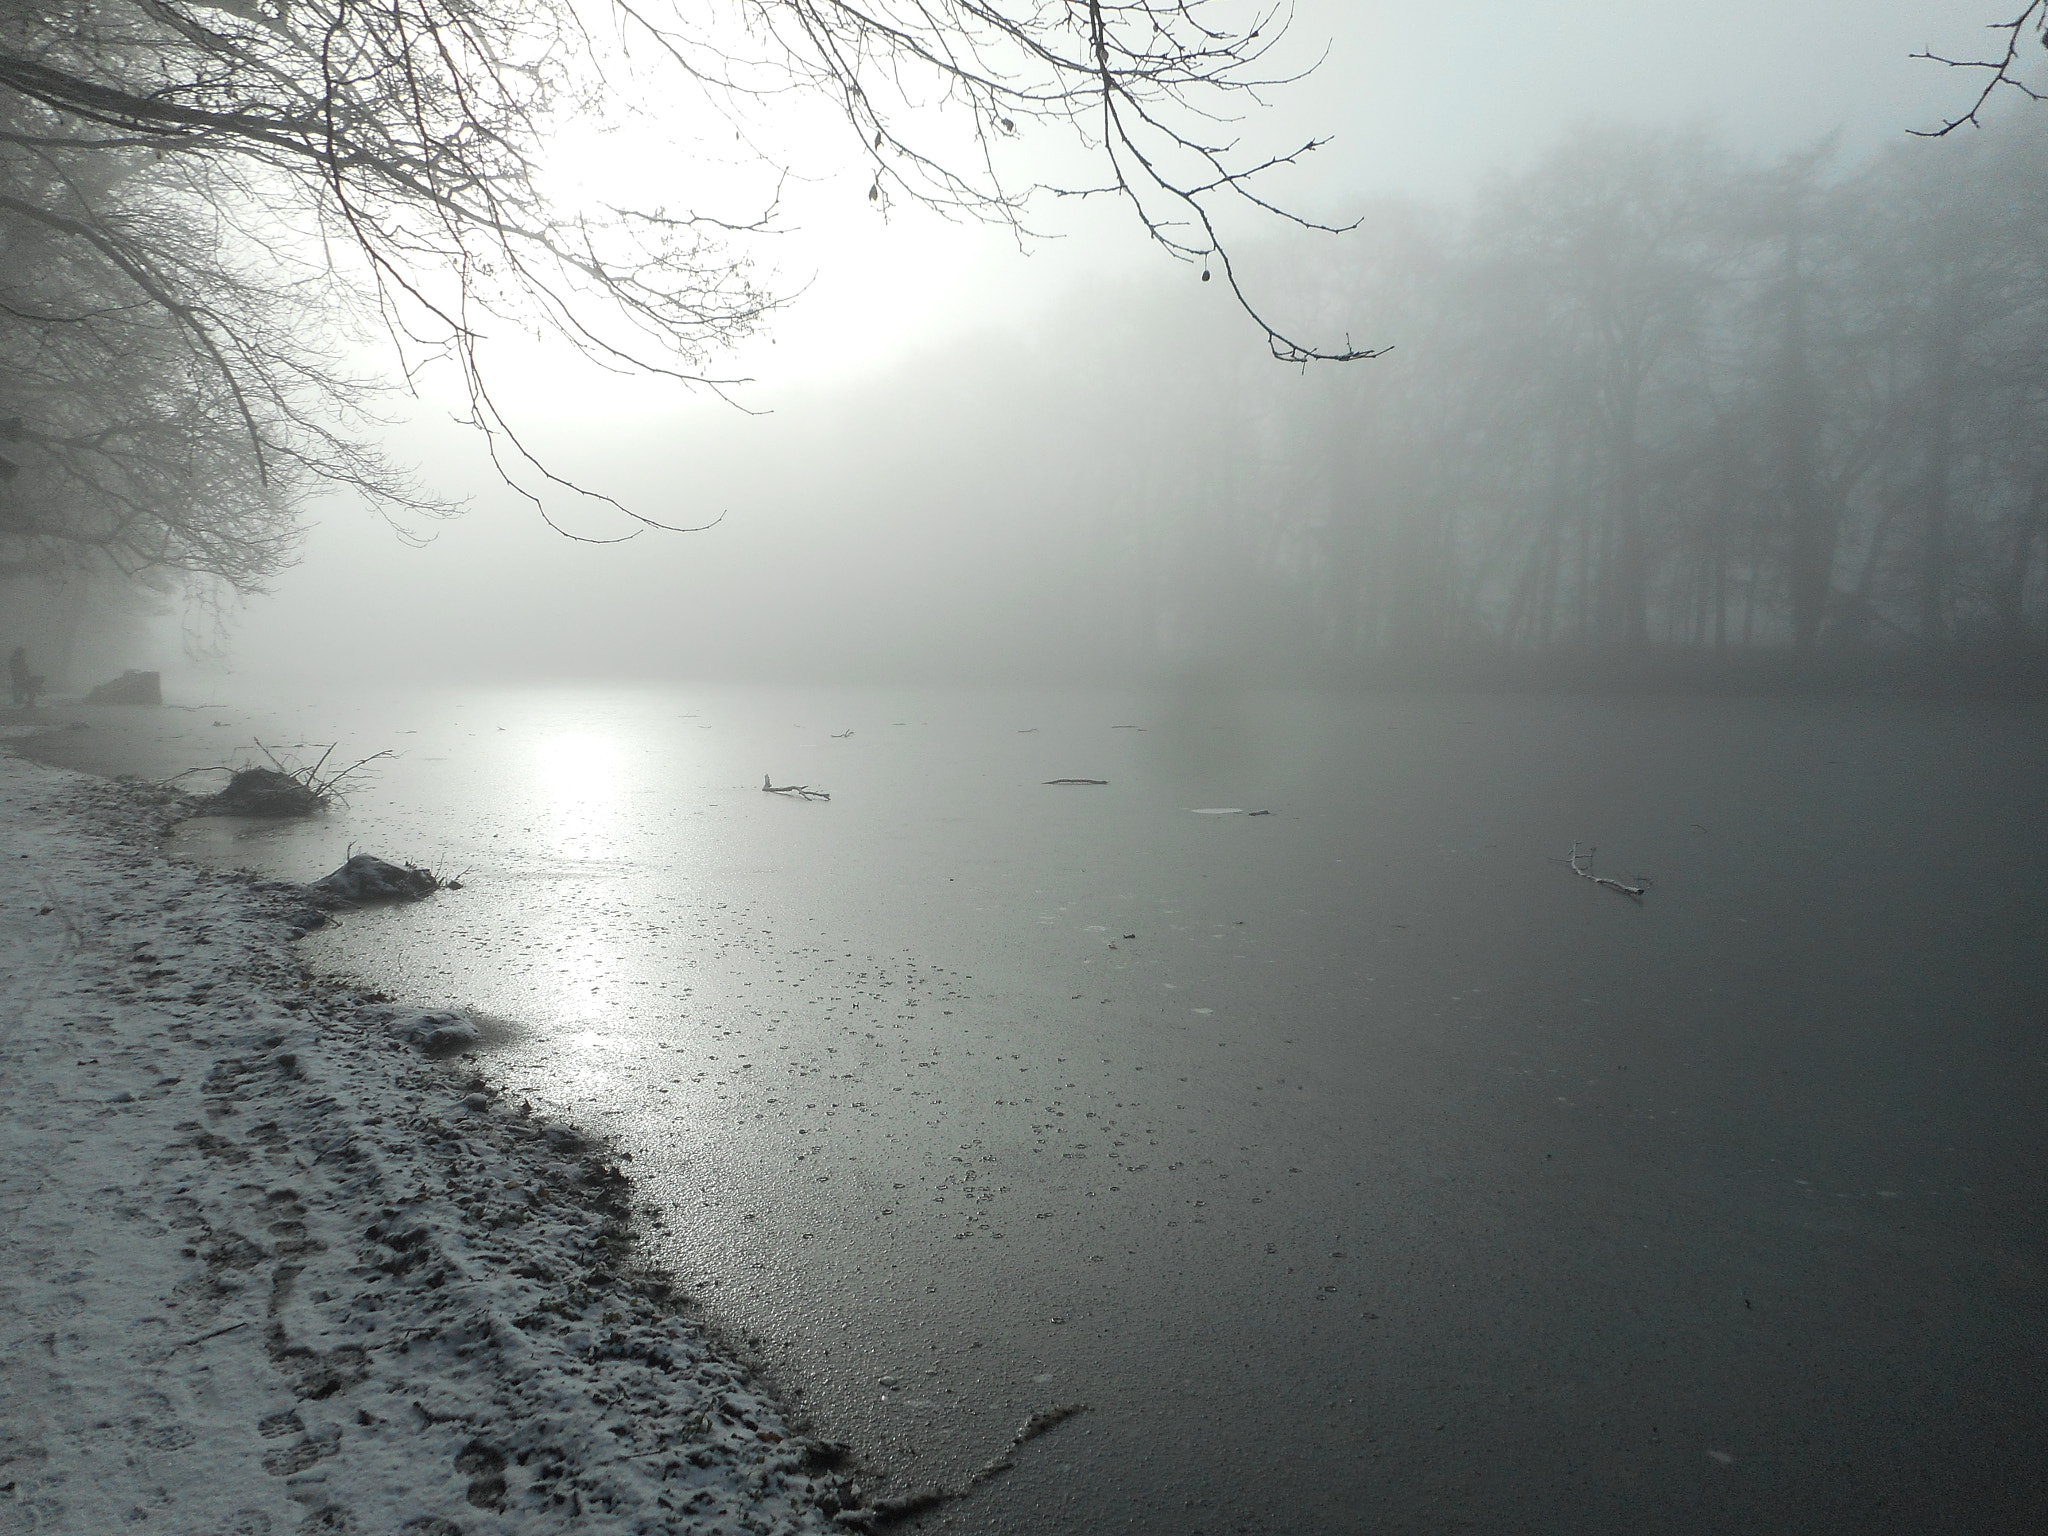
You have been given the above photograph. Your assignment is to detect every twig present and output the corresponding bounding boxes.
[830,1405,1094,1528]
[240,740,395,808]
[762,775,830,801]
[1911,2,2048,135]
[1043,778,1109,786]
[32,875,87,946]
[1567,844,1647,900]
[967,1402,1091,1488]
[172,1319,250,1350]
[323,749,396,788]
[1012,1403,1088,1445]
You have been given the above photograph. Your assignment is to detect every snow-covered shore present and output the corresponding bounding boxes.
[0,747,868,1534]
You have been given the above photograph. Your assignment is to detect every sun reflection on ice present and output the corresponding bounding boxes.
[526,732,637,1058]
[554,1025,624,1091]
[531,732,627,860]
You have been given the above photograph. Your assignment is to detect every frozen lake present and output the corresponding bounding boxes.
[38,682,2048,1533]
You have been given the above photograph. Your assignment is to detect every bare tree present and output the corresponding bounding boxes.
[1,0,1376,550]
[993,117,2048,677]
[0,114,452,591]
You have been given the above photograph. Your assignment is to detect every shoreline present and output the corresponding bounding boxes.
[0,737,892,1533]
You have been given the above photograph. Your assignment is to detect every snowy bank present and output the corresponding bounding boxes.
[0,748,870,1534]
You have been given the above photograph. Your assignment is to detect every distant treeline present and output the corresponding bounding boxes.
[1011,116,2048,687]
[170,114,2048,694]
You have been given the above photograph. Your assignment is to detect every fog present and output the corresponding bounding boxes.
[197,0,2019,691]
[9,8,2048,1535]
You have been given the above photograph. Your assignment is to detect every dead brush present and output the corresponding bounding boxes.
[176,740,394,818]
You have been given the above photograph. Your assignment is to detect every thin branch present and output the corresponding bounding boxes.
[1566,844,1647,900]
[1912,3,2048,135]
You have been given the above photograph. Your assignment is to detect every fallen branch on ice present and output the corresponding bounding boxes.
[762,774,830,801]
[1043,778,1108,786]
[833,1401,1091,1528]
[1568,843,1647,900]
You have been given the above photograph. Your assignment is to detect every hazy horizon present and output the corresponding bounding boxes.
[16,0,2038,694]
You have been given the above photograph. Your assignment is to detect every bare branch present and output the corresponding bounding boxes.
[2,0,1375,552]
[1912,3,2048,135]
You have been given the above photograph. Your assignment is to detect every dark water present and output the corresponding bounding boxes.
[38,684,2048,1533]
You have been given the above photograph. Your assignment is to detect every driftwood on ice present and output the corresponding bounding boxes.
[1567,843,1647,899]
[762,774,830,801]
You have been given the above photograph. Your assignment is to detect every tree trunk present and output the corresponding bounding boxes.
[1780,215,1830,656]
[1916,327,1960,653]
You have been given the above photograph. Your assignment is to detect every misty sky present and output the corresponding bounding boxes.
[213,0,2014,687]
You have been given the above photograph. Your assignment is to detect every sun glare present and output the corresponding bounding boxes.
[531,732,627,859]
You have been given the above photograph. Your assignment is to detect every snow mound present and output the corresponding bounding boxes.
[311,852,439,904]
[357,1004,484,1054]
